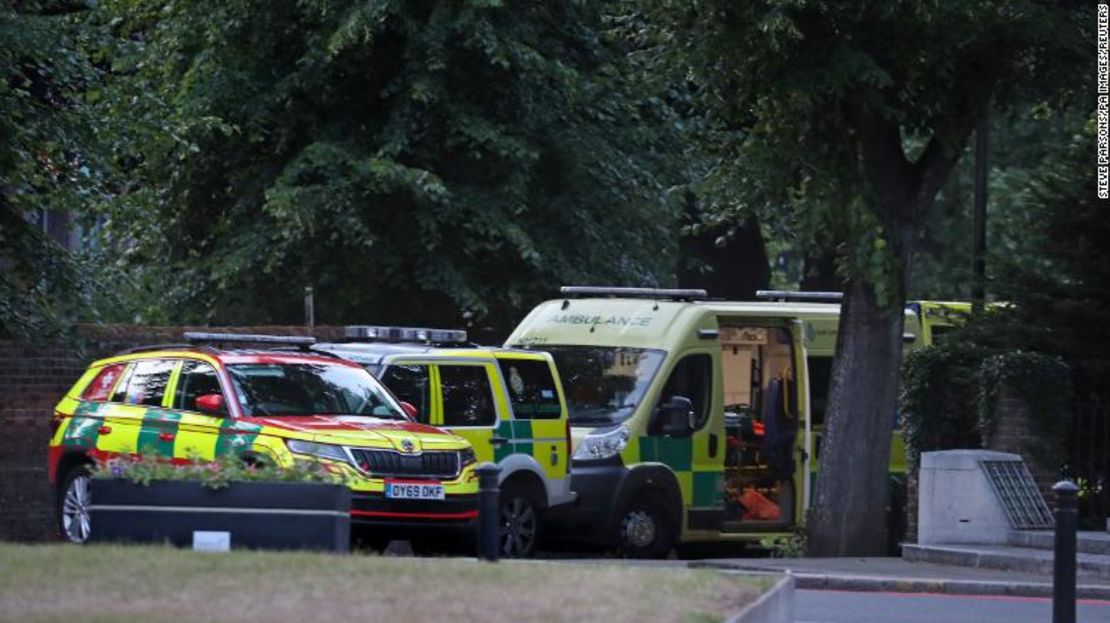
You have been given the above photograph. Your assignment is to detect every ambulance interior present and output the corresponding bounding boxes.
[718,325,797,527]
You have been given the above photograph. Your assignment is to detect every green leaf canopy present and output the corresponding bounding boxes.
[105,0,679,329]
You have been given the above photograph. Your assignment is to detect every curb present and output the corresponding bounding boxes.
[692,562,1110,600]
[902,543,1110,580]
[901,543,1054,575]
[726,573,795,623]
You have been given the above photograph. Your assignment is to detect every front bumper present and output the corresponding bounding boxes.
[545,458,627,544]
[349,492,477,536]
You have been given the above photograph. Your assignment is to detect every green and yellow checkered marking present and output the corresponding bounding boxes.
[135,408,181,457]
[629,435,723,510]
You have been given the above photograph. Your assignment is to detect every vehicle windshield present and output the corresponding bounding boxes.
[226,362,405,418]
[537,345,665,426]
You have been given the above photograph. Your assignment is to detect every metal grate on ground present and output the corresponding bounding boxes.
[980,460,1055,529]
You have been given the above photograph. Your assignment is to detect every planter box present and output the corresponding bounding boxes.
[89,479,351,552]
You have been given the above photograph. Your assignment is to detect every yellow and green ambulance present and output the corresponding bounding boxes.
[506,287,971,557]
[314,327,572,558]
[506,287,815,557]
[905,300,974,347]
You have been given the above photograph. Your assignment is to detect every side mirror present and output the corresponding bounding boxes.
[650,396,695,437]
[400,401,419,420]
[196,393,225,415]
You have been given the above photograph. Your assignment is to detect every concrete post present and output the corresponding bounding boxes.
[1053,480,1078,623]
[303,286,315,327]
[475,462,501,561]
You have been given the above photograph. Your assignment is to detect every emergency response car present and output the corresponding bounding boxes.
[50,333,479,545]
[314,327,573,558]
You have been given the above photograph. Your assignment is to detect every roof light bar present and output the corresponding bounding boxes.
[182,332,316,346]
[755,290,844,302]
[559,286,708,301]
[344,325,468,344]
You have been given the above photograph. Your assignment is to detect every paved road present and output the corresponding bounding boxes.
[796,589,1110,623]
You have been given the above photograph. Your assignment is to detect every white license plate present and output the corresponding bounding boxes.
[385,481,445,500]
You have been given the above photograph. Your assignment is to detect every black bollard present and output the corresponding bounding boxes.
[1053,480,1079,623]
[475,462,501,562]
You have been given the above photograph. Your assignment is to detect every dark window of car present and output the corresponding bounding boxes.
[379,364,432,424]
[120,360,176,407]
[657,354,712,430]
[82,363,127,402]
[498,358,562,420]
[439,365,496,427]
[174,361,224,413]
[930,325,955,343]
[226,362,403,418]
[540,346,666,426]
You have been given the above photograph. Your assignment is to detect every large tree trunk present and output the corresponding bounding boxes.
[805,116,935,556]
[806,276,907,556]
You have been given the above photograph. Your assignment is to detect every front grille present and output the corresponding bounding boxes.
[350,448,460,479]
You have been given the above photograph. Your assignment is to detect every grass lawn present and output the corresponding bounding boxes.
[0,544,770,623]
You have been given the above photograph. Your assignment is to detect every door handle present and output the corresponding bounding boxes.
[708,433,719,458]
[490,437,509,446]
[97,425,112,435]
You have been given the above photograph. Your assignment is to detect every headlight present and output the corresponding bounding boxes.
[573,425,630,461]
[286,439,350,464]
[459,447,477,466]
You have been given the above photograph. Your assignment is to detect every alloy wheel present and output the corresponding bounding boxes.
[621,509,657,549]
[500,496,537,557]
[61,473,91,544]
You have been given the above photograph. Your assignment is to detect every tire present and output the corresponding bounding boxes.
[616,491,677,559]
[57,465,93,544]
[499,482,542,558]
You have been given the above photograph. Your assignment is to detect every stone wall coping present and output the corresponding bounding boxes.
[921,449,1021,470]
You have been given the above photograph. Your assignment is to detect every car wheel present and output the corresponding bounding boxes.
[617,491,676,559]
[499,483,541,558]
[58,466,93,544]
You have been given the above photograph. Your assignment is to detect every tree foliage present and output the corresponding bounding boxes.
[0,2,114,337]
[987,118,1110,393]
[636,1,1087,294]
[94,0,681,330]
[910,105,1090,300]
[634,0,1091,555]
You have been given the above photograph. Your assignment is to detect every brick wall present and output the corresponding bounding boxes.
[0,325,344,542]
[984,392,1063,505]
[0,343,89,541]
